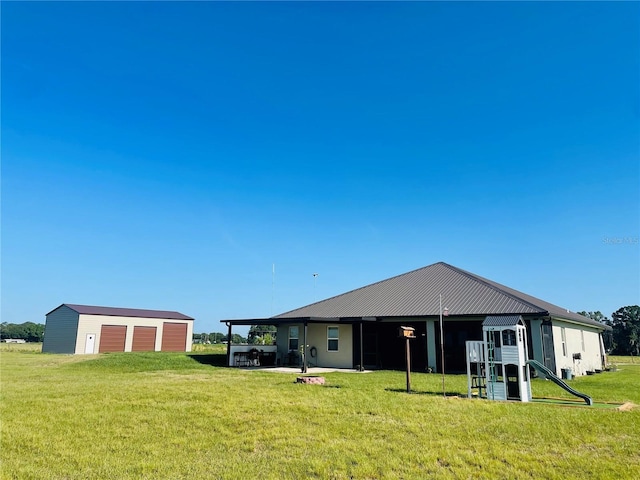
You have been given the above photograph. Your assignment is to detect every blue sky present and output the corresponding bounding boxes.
[2,2,638,335]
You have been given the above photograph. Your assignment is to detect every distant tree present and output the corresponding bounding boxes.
[610,306,640,356]
[209,332,225,343]
[248,325,276,344]
[221,333,247,344]
[0,322,44,342]
[200,333,209,344]
[577,311,608,323]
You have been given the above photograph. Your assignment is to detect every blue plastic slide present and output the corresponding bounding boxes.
[527,360,593,406]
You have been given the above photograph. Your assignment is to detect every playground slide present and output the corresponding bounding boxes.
[527,360,593,406]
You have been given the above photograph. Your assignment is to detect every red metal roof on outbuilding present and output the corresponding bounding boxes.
[47,304,193,320]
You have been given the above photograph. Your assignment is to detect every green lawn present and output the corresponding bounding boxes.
[1,345,638,479]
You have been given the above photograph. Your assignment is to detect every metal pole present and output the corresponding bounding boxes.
[406,337,411,393]
[226,322,232,367]
[359,321,364,372]
[440,294,445,398]
[302,321,308,373]
[313,273,318,302]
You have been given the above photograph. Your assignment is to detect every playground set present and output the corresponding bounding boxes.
[465,315,593,406]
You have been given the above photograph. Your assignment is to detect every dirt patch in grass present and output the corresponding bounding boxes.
[617,402,636,412]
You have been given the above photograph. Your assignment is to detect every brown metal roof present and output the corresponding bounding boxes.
[273,262,605,329]
[49,304,194,321]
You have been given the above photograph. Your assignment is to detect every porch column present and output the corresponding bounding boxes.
[302,321,308,373]
[226,322,232,367]
[359,321,364,371]
[426,319,437,372]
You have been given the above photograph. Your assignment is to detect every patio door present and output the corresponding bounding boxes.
[363,331,379,369]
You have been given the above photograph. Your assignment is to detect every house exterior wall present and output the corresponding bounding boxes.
[276,323,300,365]
[275,323,353,368]
[75,315,193,354]
[306,323,353,369]
[42,306,80,354]
[551,320,603,376]
[426,319,437,371]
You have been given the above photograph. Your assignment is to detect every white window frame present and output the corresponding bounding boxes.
[581,330,585,352]
[561,327,567,357]
[288,326,299,351]
[327,326,339,352]
[502,329,517,346]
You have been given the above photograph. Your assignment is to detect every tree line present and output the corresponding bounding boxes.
[1,322,45,342]
[193,325,277,345]
[578,305,639,356]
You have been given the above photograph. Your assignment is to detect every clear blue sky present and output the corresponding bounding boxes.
[2,2,638,335]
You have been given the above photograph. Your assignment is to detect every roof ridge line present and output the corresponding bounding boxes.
[442,263,548,315]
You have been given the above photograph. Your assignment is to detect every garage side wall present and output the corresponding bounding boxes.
[75,315,193,354]
[42,306,80,354]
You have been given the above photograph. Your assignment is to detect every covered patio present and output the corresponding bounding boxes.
[222,316,377,373]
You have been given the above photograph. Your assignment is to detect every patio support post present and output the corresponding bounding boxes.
[226,322,232,367]
[359,321,364,371]
[302,321,308,373]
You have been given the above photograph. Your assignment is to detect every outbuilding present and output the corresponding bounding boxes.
[43,304,194,354]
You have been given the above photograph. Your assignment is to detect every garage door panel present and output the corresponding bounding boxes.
[99,325,127,353]
[161,322,187,351]
[132,326,157,352]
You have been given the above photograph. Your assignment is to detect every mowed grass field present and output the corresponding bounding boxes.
[1,344,638,479]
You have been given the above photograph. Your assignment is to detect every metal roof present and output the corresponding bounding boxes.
[483,315,524,327]
[272,262,606,330]
[48,304,194,321]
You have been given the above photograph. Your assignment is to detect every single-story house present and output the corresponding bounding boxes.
[222,262,609,376]
[43,304,194,354]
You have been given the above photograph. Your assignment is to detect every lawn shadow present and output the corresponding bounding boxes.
[385,388,465,396]
[187,353,227,367]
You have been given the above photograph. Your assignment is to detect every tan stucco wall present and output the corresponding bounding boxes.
[306,323,353,369]
[275,323,353,368]
[551,321,603,375]
[75,315,194,354]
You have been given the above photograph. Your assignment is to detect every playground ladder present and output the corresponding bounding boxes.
[487,334,496,400]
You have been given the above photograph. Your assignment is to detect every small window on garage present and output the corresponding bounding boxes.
[327,326,339,352]
[288,326,299,351]
[561,327,567,356]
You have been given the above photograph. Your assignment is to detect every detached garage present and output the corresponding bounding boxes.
[43,304,194,354]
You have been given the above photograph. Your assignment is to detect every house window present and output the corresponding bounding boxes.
[288,326,299,351]
[327,326,339,352]
[561,327,567,357]
[581,330,585,352]
[502,329,517,346]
